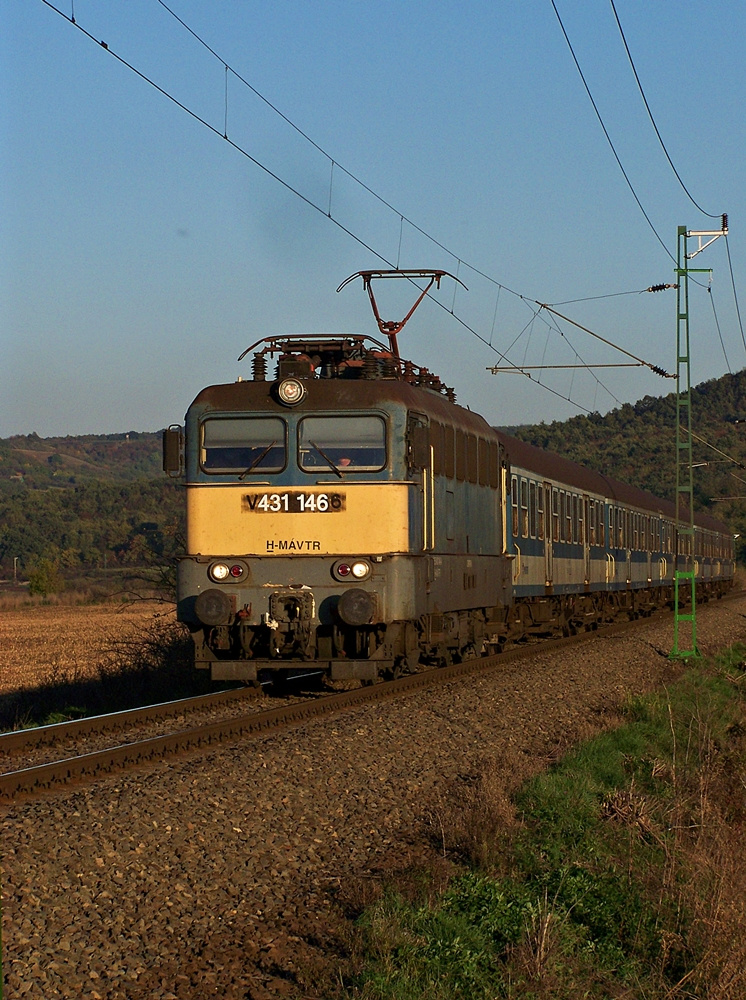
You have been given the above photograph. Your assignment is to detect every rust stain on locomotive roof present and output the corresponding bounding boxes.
[192,378,494,433]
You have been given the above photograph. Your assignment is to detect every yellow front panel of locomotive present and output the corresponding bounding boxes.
[186,484,410,555]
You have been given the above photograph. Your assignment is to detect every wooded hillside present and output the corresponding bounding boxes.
[0,432,177,581]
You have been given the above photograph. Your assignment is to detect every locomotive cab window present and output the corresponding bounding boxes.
[201,416,286,474]
[298,415,386,472]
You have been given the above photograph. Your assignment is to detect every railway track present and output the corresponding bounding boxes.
[0,685,256,754]
[0,604,690,804]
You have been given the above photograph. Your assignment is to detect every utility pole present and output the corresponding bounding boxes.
[671,217,728,659]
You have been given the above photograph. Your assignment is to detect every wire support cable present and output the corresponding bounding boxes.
[40,0,694,417]
[724,236,746,358]
[690,430,745,470]
[550,0,674,264]
[39,0,610,416]
[550,285,668,306]
[609,0,721,220]
[537,303,674,378]
[489,363,646,372]
[707,282,732,374]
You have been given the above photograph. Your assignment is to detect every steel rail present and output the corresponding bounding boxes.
[0,686,255,752]
[0,622,656,802]
[1,592,738,803]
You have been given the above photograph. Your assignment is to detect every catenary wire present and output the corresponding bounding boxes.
[609,0,721,220]
[724,236,746,357]
[38,0,624,416]
[550,0,675,265]
[40,0,696,415]
[153,0,694,376]
[707,282,732,374]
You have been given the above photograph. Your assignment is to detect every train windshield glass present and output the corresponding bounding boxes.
[201,417,286,474]
[298,415,386,472]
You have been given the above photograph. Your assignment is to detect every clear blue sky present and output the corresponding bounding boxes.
[2,1,744,437]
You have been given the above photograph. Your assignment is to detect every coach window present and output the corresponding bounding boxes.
[537,485,545,539]
[529,481,537,537]
[552,488,560,542]
[520,479,529,536]
[589,501,596,545]
[574,495,581,544]
[511,476,519,538]
[567,494,574,543]
[299,415,386,472]
[202,416,286,474]
[599,502,605,547]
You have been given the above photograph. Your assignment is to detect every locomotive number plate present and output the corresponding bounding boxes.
[245,491,346,513]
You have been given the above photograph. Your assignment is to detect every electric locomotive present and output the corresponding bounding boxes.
[164,332,513,681]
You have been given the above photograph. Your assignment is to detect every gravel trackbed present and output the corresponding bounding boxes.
[3,595,746,999]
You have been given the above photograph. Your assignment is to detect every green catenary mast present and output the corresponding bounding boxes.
[671,218,728,659]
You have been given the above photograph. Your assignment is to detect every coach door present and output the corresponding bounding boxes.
[583,495,591,585]
[544,482,553,589]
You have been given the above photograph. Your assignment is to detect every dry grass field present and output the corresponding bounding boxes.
[0,601,176,695]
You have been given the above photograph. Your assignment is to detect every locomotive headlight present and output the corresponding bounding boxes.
[209,561,247,583]
[210,562,230,582]
[277,377,306,406]
[333,559,370,581]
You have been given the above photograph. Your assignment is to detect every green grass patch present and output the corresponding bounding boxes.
[348,645,746,999]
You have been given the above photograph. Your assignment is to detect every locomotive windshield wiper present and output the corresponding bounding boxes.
[309,440,343,479]
[239,440,277,480]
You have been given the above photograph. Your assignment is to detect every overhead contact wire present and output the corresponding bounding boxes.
[724,236,746,357]
[609,0,720,220]
[40,0,676,415]
[550,0,675,264]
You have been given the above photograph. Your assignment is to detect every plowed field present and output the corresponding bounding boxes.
[0,602,174,694]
